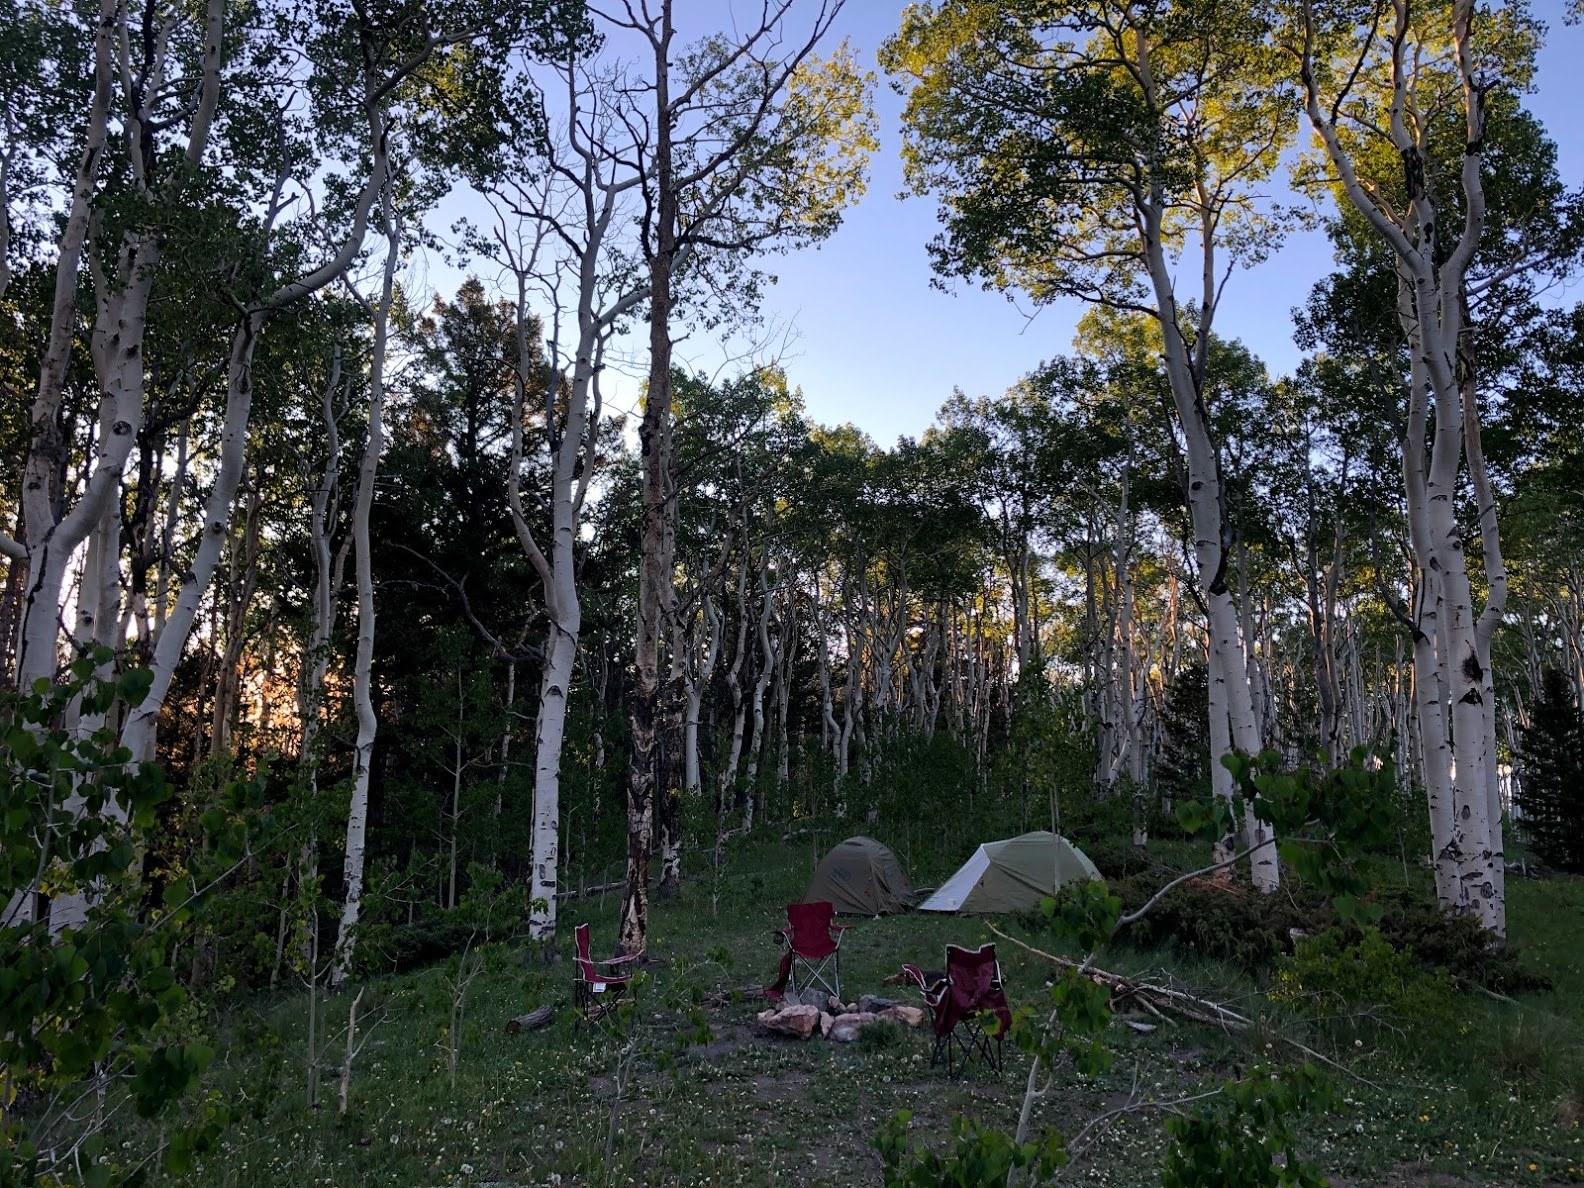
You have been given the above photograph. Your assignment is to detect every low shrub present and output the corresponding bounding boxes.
[1268,926,1459,1045]
[1108,875,1313,970]
[367,912,484,974]
[1105,876,1549,993]
[1371,887,1551,995]
[1078,835,1159,880]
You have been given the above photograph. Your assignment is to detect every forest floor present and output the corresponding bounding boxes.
[153,835,1584,1187]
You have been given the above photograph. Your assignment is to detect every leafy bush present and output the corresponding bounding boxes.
[1269,927,1458,1044]
[874,1111,1064,1188]
[1107,875,1548,994]
[360,864,532,975]
[1110,875,1313,970]
[371,913,486,974]
[1162,1065,1329,1188]
[1078,834,1159,880]
[1,654,248,1183]
[1370,887,1550,995]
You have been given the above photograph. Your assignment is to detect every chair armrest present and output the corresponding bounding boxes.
[832,923,855,932]
[595,952,642,968]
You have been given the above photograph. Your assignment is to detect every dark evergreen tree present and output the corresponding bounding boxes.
[1516,667,1584,873]
[1156,663,1210,806]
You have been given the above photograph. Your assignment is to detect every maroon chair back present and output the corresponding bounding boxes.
[941,943,1011,1036]
[785,901,839,960]
[574,923,597,981]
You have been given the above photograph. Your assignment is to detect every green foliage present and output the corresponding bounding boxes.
[1370,887,1549,996]
[1109,876,1547,993]
[0,652,254,1184]
[874,1111,1064,1188]
[1162,1065,1330,1188]
[1075,833,1158,879]
[882,0,1292,308]
[988,668,1097,835]
[360,863,534,975]
[1110,875,1314,970]
[1516,668,1584,873]
[1270,928,1458,1046]
[1178,748,1401,923]
[1040,880,1122,955]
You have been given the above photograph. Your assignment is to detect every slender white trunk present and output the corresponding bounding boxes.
[742,575,775,831]
[331,203,399,986]
[528,619,577,937]
[1133,22,1275,889]
[684,592,722,796]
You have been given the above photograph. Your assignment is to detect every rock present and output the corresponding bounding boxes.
[858,994,898,1014]
[827,1011,879,1042]
[827,994,845,1013]
[879,1005,925,1028]
[756,1005,821,1039]
[819,1011,835,1037]
[781,988,805,1007]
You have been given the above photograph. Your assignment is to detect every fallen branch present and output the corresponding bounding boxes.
[984,922,1379,1088]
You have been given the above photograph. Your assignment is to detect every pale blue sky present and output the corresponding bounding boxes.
[654,0,1584,447]
[414,3,1584,446]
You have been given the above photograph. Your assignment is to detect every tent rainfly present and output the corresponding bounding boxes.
[802,836,917,915]
[917,831,1101,913]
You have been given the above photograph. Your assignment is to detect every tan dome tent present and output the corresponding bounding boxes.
[803,836,917,915]
[917,831,1101,913]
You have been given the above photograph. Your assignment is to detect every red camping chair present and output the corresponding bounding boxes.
[769,901,852,1002]
[573,923,639,1028]
[901,942,1013,1076]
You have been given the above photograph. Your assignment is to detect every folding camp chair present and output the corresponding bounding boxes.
[772,901,852,1003]
[901,942,1012,1076]
[573,923,639,1028]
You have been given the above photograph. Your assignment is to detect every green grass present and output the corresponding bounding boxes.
[109,840,1584,1186]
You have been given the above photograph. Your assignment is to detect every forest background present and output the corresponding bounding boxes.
[5,0,1584,1181]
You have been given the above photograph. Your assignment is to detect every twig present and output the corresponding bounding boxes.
[1061,1086,1227,1171]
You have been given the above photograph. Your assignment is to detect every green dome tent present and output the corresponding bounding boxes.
[802,836,917,915]
[917,831,1101,913]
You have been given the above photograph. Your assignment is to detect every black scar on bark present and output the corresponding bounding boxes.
[1459,688,1483,704]
[1461,653,1484,682]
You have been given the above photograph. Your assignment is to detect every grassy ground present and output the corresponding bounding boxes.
[145,837,1584,1187]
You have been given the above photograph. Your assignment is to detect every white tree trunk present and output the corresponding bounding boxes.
[742,573,776,831]
[331,204,399,986]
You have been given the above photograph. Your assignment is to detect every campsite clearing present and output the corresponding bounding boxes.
[141,837,1584,1187]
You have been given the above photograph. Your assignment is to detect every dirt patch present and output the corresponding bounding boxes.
[696,1021,756,1059]
[751,1069,813,1103]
